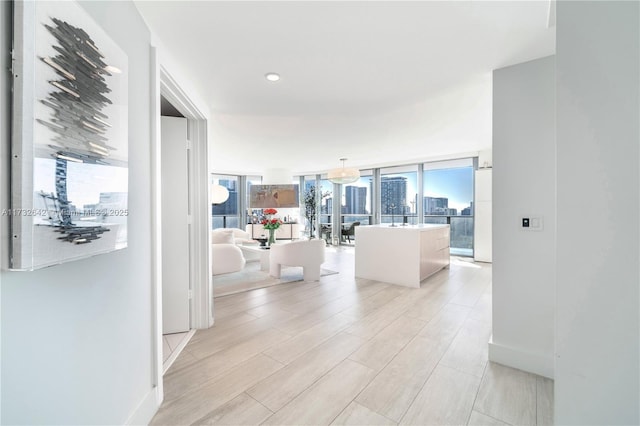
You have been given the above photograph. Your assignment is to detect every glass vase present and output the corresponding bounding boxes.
[268,228,276,246]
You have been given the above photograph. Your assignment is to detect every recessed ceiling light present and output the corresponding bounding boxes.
[265,72,280,82]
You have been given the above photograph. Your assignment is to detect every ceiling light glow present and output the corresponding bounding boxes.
[265,72,280,82]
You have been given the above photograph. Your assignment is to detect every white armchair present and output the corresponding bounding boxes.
[269,239,326,282]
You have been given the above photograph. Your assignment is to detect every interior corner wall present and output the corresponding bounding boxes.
[491,55,556,378]
[555,1,639,424]
[1,1,157,424]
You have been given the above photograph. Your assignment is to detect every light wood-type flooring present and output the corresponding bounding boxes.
[151,247,554,425]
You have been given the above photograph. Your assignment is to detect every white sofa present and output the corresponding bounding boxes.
[212,227,256,245]
[269,239,326,282]
[211,228,250,275]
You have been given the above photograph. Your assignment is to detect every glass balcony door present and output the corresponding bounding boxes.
[423,159,475,256]
[380,165,418,227]
[339,170,373,245]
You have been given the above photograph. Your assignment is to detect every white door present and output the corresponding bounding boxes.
[161,116,190,333]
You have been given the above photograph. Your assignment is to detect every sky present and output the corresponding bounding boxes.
[423,167,474,210]
[335,166,473,213]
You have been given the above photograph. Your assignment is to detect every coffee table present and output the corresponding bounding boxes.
[238,244,271,271]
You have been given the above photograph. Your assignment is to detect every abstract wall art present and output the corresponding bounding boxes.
[249,185,299,209]
[10,1,128,270]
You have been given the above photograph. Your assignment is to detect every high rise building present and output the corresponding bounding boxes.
[380,176,407,214]
[424,196,449,215]
[323,197,332,214]
[344,186,367,214]
[461,202,473,216]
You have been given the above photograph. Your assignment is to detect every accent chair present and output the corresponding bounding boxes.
[269,239,326,282]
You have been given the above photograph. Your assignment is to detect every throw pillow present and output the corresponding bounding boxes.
[211,229,235,244]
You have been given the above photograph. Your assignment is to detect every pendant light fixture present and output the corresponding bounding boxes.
[211,182,229,205]
[327,158,360,184]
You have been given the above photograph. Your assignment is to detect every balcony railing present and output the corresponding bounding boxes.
[377,214,474,256]
[380,213,418,226]
[424,215,474,256]
[212,215,239,230]
[341,215,372,226]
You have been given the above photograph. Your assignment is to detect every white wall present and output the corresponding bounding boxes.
[1,2,158,424]
[491,56,556,378]
[555,1,639,424]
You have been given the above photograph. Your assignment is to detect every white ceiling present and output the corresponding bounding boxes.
[135,1,555,176]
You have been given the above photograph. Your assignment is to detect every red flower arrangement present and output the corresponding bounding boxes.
[261,208,282,230]
[261,218,282,230]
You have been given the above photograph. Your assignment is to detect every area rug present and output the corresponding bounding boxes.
[213,261,339,297]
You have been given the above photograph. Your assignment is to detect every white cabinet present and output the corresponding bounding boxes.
[474,169,492,262]
[245,223,301,240]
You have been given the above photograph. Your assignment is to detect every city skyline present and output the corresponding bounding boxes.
[334,167,473,213]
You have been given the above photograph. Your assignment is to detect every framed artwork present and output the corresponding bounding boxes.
[249,185,299,208]
[10,1,128,270]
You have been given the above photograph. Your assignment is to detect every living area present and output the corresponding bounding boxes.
[210,172,360,296]
[1,1,636,425]
[211,224,333,297]
[209,156,485,298]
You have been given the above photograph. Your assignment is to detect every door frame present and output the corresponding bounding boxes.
[150,46,212,400]
[160,67,211,330]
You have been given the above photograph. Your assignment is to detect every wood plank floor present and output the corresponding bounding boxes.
[151,247,554,425]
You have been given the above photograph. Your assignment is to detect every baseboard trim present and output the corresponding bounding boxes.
[125,385,161,426]
[488,337,555,379]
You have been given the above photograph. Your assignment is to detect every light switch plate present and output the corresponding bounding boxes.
[521,215,543,231]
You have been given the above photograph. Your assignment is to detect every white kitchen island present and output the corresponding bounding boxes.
[355,224,450,287]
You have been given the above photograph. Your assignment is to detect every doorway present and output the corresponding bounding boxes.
[150,56,212,389]
[160,100,192,372]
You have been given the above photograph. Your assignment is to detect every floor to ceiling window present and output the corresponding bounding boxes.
[245,175,263,225]
[301,176,317,238]
[423,159,475,256]
[211,174,239,229]
[339,170,373,245]
[319,178,333,221]
[380,165,418,226]
[212,156,476,254]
